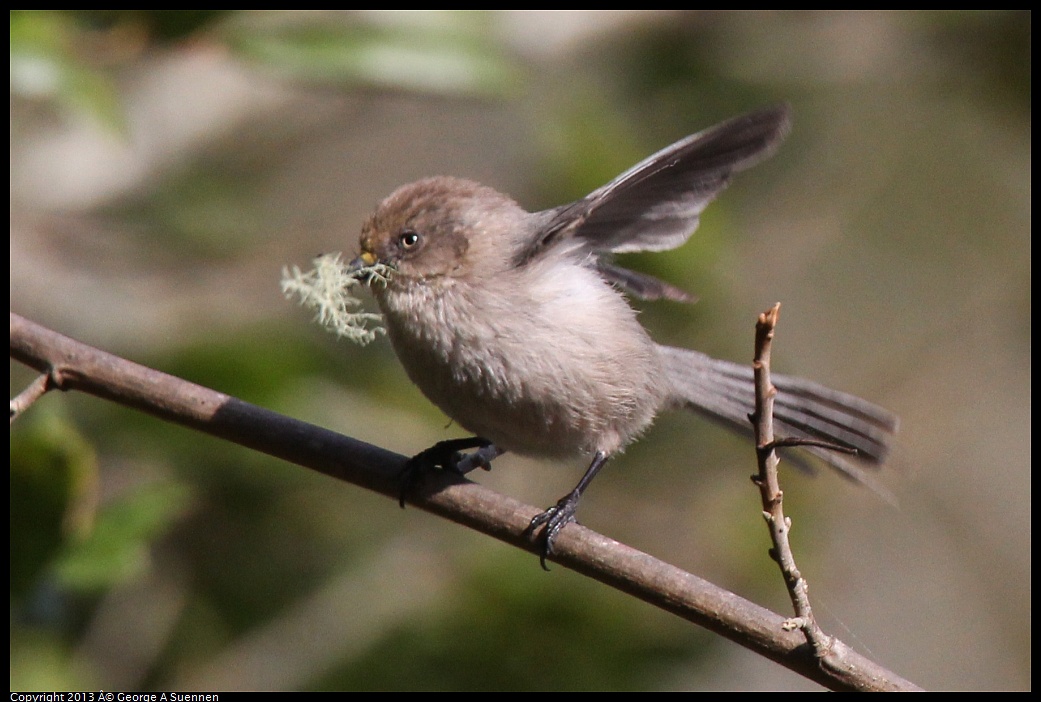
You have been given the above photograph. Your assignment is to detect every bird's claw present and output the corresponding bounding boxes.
[526,495,579,570]
[398,438,497,508]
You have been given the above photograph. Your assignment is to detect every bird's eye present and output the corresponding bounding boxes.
[399,230,421,249]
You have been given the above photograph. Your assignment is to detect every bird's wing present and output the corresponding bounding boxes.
[523,105,792,264]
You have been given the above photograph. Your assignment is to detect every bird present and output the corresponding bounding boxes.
[349,105,898,567]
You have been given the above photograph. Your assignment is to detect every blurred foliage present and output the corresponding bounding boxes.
[10,408,98,599]
[10,10,516,131]
[10,404,193,594]
[104,163,277,260]
[51,480,193,592]
[10,10,126,131]
[225,11,519,95]
[10,9,1031,693]
[917,10,1031,112]
[318,557,711,691]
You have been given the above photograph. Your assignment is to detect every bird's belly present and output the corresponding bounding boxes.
[383,295,666,458]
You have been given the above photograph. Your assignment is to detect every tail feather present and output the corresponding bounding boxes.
[658,345,898,480]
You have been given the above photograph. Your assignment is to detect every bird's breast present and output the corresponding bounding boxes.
[375,265,668,457]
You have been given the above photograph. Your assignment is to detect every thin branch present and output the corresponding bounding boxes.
[752,303,828,647]
[10,370,54,423]
[750,304,883,685]
[9,311,923,691]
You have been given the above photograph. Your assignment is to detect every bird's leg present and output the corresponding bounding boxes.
[399,437,503,507]
[526,450,610,570]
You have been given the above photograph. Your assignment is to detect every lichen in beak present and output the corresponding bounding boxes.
[281,252,391,346]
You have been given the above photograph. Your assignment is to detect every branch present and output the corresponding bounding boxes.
[751,305,830,650]
[9,311,923,691]
[10,369,52,423]
[748,304,915,689]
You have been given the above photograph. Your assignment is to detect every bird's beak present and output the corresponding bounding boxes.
[348,250,379,274]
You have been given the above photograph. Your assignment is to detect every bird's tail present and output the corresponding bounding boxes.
[657,345,898,483]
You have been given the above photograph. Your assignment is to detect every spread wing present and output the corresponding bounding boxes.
[517,106,792,302]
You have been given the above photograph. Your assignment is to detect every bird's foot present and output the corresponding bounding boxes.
[399,438,500,507]
[525,492,580,571]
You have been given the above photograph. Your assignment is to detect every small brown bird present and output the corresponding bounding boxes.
[352,106,897,567]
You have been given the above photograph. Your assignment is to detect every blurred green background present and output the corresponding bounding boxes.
[10,10,1030,691]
